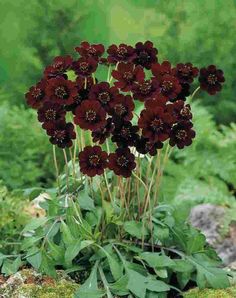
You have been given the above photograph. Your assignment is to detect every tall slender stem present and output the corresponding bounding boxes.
[63,149,69,192]
[53,145,61,196]
[190,86,200,101]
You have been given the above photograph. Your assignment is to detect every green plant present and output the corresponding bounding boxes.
[0,181,29,255]
[0,103,63,189]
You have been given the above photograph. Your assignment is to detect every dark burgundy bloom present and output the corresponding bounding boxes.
[158,74,182,99]
[133,41,158,69]
[38,102,66,128]
[25,80,47,109]
[46,120,76,148]
[111,121,139,148]
[138,106,173,142]
[199,65,225,95]
[92,118,114,144]
[108,148,136,178]
[79,146,108,177]
[145,94,168,109]
[45,77,77,106]
[72,57,98,77]
[132,78,159,101]
[173,63,199,84]
[135,136,163,156]
[44,55,73,79]
[175,83,191,101]
[166,100,192,123]
[89,82,119,111]
[169,121,196,149]
[74,100,106,131]
[107,43,135,64]
[75,41,105,61]
[111,62,145,92]
[109,94,135,121]
[151,61,172,78]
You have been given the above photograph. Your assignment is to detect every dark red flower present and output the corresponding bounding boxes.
[175,83,191,101]
[107,43,135,64]
[66,77,95,113]
[173,63,199,84]
[89,82,119,111]
[158,74,182,99]
[111,121,139,148]
[111,62,145,92]
[108,148,136,178]
[151,61,172,78]
[79,146,108,177]
[46,120,76,148]
[135,136,163,156]
[166,100,192,123]
[138,106,173,142]
[75,41,105,61]
[92,118,114,144]
[25,80,47,109]
[74,100,106,131]
[199,65,225,95]
[45,77,77,106]
[44,55,73,79]
[109,94,135,121]
[144,94,168,109]
[169,121,196,149]
[37,102,66,127]
[132,78,159,101]
[72,57,98,77]
[133,41,158,69]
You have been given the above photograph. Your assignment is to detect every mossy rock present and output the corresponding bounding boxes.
[184,286,236,298]
[0,269,79,298]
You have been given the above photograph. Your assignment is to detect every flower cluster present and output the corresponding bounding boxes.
[25,41,225,177]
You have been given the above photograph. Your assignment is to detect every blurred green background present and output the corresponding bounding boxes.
[0,0,235,190]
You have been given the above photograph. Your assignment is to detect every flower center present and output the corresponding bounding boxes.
[138,51,150,64]
[53,61,63,71]
[88,47,97,56]
[161,80,173,92]
[85,110,97,122]
[123,71,134,82]
[117,156,129,167]
[114,104,126,116]
[180,106,191,118]
[54,130,66,142]
[79,62,89,72]
[98,92,111,104]
[151,118,163,132]
[180,65,191,76]
[176,129,187,140]
[120,127,131,138]
[32,88,43,99]
[207,74,217,85]
[55,86,68,99]
[117,46,128,58]
[139,82,152,95]
[89,154,100,167]
[45,109,56,120]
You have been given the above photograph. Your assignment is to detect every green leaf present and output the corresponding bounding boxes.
[172,259,194,273]
[78,190,95,211]
[124,221,148,239]
[106,252,123,280]
[0,253,7,267]
[186,232,206,254]
[2,257,22,275]
[153,225,169,242]
[146,278,170,292]
[65,240,94,265]
[26,249,42,270]
[75,262,105,298]
[22,217,48,232]
[61,221,74,244]
[127,269,147,298]
[48,241,64,262]
[109,275,129,296]
[140,252,175,268]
